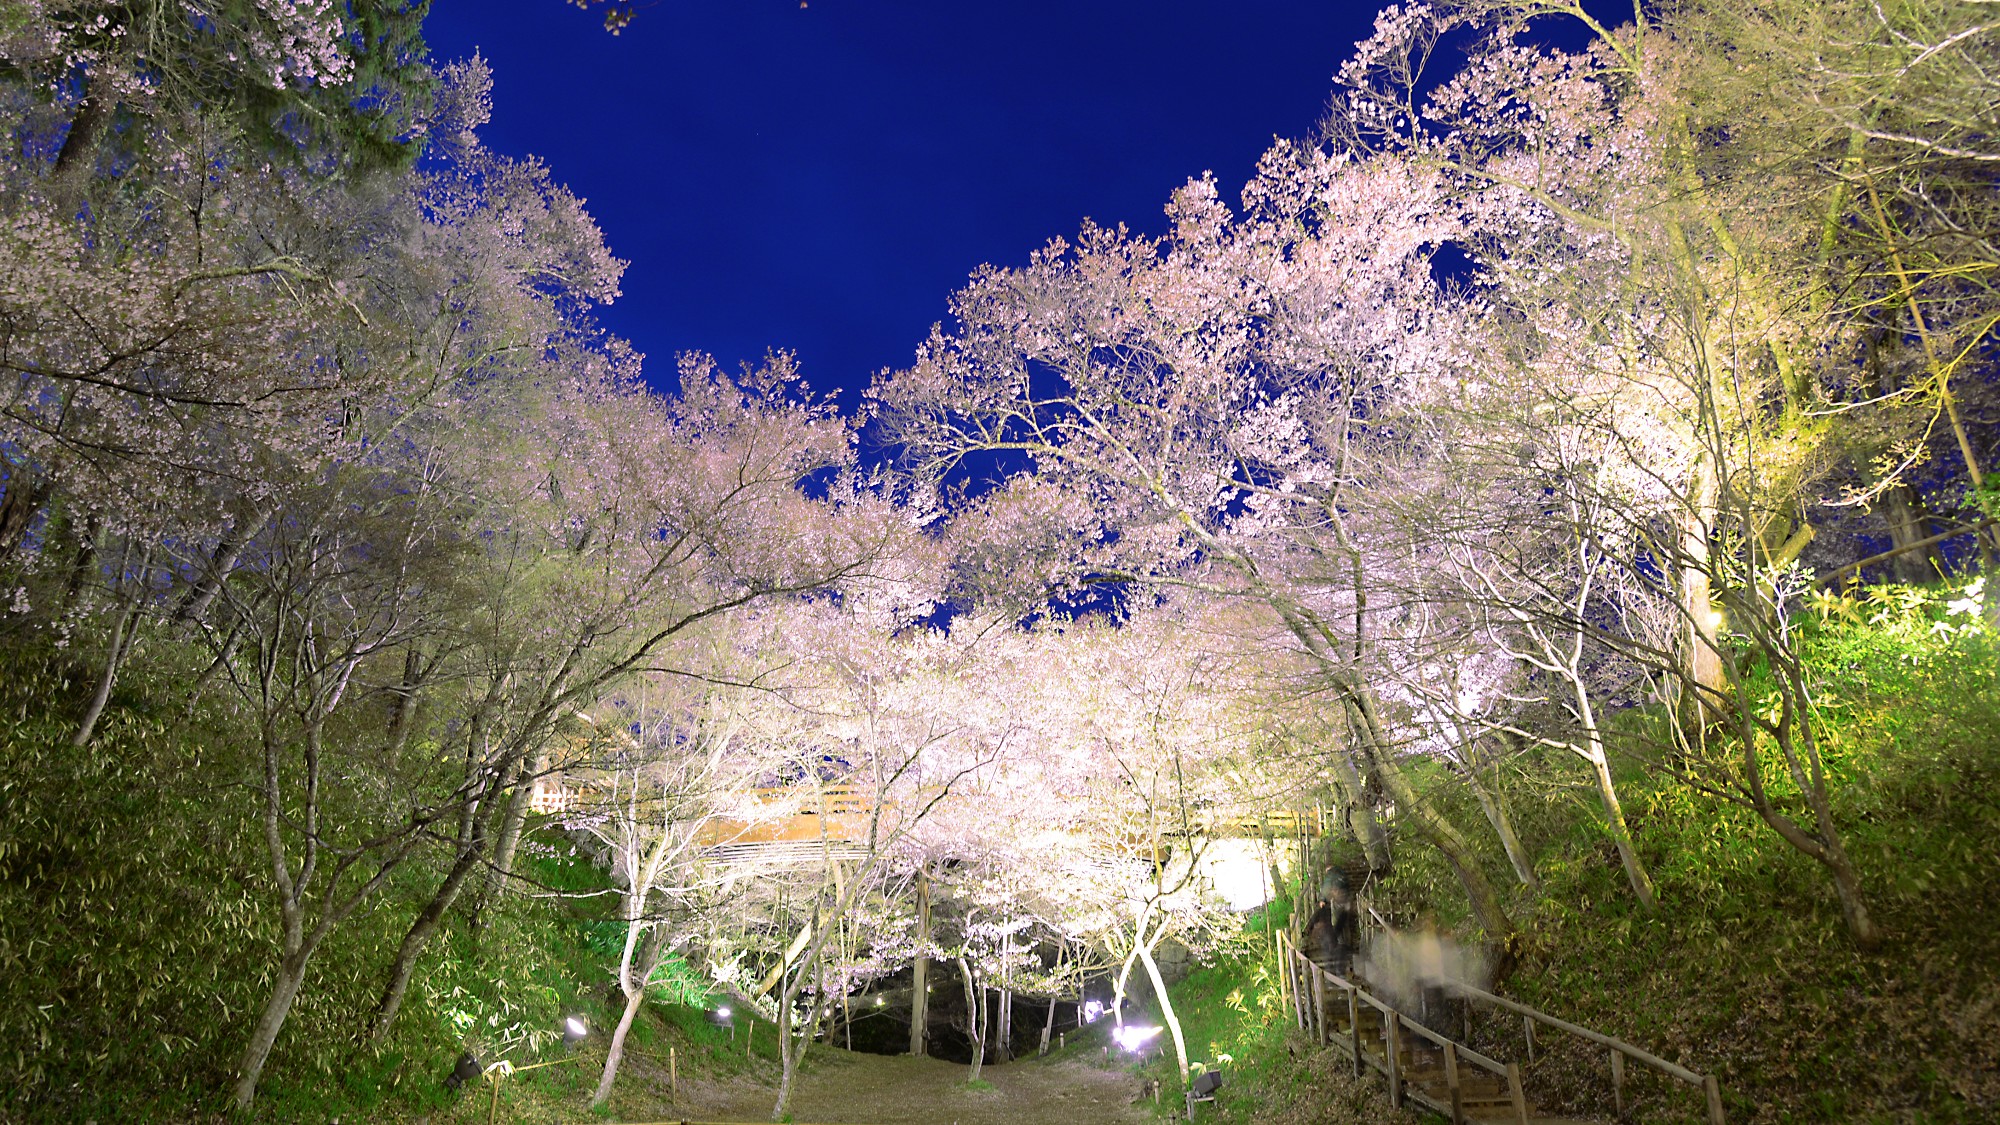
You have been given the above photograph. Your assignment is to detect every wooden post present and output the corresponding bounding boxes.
[1611,1048,1625,1116]
[1279,941,1295,1028]
[669,1045,678,1098]
[1444,1041,1464,1125]
[1507,1062,1529,1125]
[1347,989,1363,1077]
[1523,1015,1536,1063]
[1386,1010,1403,1109]
[1311,965,1328,1044]
[1704,1074,1726,1125]
[746,1018,755,1056]
[1059,1032,1065,1051]
[487,1070,502,1125]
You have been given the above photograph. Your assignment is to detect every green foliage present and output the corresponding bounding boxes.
[1360,585,2000,1123]
[1134,954,1421,1125]
[1241,894,1293,934]
[0,643,612,1122]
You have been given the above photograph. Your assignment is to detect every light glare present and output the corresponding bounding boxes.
[1112,1024,1163,1052]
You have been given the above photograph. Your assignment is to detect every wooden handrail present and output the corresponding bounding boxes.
[1449,981,1704,1087]
[1280,935,1724,1125]
[1283,940,1509,1080]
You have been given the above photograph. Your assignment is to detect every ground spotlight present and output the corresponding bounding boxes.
[562,1015,588,1046]
[710,1004,735,1028]
[443,1050,482,1091]
[1082,999,1104,1022]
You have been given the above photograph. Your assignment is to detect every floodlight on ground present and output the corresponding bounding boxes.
[711,1004,735,1028]
[563,1015,588,1045]
[1191,1069,1224,1098]
[443,1051,482,1091]
[874,997,886,1007]
[1112,1024,1162,1052]
[1083,1000,1105,1022]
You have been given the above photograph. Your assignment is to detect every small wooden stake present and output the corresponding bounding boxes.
[1704,1074,1727,1125]
[1611,1048,1625,1116]
[1523,1015,1536,1063]
[670,1045,678,1098]
[1444,1041,1464,1125]
[746,1018,755,1056]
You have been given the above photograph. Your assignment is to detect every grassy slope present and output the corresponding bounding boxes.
[1143,590,1998,1125]
[0,645,775,1123]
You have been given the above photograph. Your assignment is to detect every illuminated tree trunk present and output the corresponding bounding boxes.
[1136,926,1188,1089]
[909,868,930,1056]
[959,957,986,1082]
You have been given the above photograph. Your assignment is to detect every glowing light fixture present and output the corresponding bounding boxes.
[563,1015,589,1045]
[1082,1000,1105,1022]
[874,997,886,1007]
[1112,1024,1163,1052]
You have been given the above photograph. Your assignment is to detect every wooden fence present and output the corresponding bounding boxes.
[1279,933,1724,1125]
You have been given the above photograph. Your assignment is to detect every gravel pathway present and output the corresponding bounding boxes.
[654,1048,1154,1125]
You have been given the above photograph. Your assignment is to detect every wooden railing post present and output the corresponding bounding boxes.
[1444,1041,1464,1125]
[1523,1014,1536,1063]
[1506,1061,1529,1125]
[1611,1048,1625,1116]
[1386,1009,1403,1109]
[1347,988,1363,1077]
[1704,1074,1726,1125]
[1312,965,1328,1044]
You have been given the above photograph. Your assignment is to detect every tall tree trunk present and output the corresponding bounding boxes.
[1572,691,1657,915]
[593,925,667,1107]
[1351,692,1517,962]
[908,868,930,1056]
[959,957,985,1082]
[1873,482,1941,583]
[1136,930,1188,1088]
[996,986,1012,1063]
[1328,748,1390,873]
[366,828,490,1041]
[476,769,536,904]
[1461,750,1538,890]
[50,92,110,187]
[1680,464,1728,726]
[231,951,309,1110]
[593,974,649,1108]
[0,461,47,563]
[72,596,141,746]
[173,509,271,624]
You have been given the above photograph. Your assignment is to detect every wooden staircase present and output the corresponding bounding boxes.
[1278,935,1723,1125]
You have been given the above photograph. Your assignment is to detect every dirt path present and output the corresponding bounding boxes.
[653,1048,1153,1125]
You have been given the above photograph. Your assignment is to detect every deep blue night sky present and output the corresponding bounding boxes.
[422,1,1392,401]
